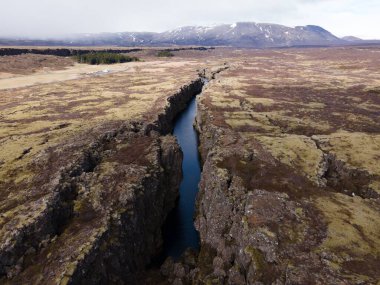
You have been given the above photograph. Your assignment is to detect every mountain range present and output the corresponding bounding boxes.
[0,22,377,48]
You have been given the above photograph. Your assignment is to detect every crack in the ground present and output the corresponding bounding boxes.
[310,136,379,199]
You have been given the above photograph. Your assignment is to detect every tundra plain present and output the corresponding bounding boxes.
[0,47,379,284]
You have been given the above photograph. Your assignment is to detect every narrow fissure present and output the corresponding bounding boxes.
[159,88,203,261]
[155,69,225,264]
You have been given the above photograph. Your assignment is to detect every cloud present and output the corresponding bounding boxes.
[0,0,379,39]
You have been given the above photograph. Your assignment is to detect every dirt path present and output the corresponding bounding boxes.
[0,60,195,90]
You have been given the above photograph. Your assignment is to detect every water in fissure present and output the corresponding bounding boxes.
[161,95,201,260]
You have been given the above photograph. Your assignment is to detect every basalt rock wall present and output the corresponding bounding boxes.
[0,79,205,284]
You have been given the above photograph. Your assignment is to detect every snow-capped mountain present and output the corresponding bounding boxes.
[0,22,348,47]
[154,23,342,47]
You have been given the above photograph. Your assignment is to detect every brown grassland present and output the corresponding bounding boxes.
[0,46,379,284]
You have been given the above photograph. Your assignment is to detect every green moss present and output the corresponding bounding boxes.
[242,216,248,230]
[197,243,217,278]
[245,246,265,272]
[205,278,221,285]
[244,246,278,283]
[295,207,303,217]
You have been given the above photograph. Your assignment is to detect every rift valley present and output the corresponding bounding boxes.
[0,46,379,284]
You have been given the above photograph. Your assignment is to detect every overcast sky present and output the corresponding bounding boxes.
[0,0,379,39]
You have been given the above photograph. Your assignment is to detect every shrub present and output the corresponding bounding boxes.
[157,50,174,57]
[76,53,139,65]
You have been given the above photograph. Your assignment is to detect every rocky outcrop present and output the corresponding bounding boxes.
[68,133,183,284]
[0,78,205,284]
[191,125,332,284]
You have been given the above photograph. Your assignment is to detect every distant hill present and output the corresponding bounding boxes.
[342,36,363,42]
[340,36,380,46]
[1,22,378,48]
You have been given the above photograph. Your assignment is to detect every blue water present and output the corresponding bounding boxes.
[161,96,201,260]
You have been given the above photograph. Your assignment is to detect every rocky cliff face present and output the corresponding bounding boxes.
[0,79,204,284]
[192,117,331,284]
